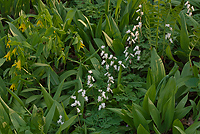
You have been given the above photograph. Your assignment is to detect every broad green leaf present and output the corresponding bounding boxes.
[56,115,77,134]
[153,124,161,134]
[105,0,110,15]
[0,58,6,67]
[137,124,150,134]
[115,0,122,19]
[173,119,185,134]
[119,13,129,31]
[22,41,35,51]
[166,45,178,62]
[185,122,200,134]
[180,12,190,53]
[176,93,188,110]
[113,39,124,55]
[102,31,114,51]
[95,16,103,38]
[60,70,77,82]
[94,38,106,48]
[25,95,42,104]
[174,106,192,120]
[90,57,101,71]
[143,84,156,114]
[151,48,166,87]
[0,76,8,102]
[9,108,26,132]
[132,107,149,131]
[148,98,161,129]
[53,80,64,101]
[181,62,193,78]
[21,88,40,93]
[174,126,186,134]
[146,68,154,89]
[0,103,11,132]
[110,17,121,40]
[6,88,24,107]
[44,102,56,133]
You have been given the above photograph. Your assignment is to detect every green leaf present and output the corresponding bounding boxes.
[44,102,56,133]
[176,93,189,110]
[180,12,190,53]
[174,126,186,134]
[6,88,24,107]
[173,119,185,134]
[7,22,26,42]
[53,80,64,101]
[185,122,200,134]
[60,70,77,82]
[151,48,166,87]
[115,0,122,18]
[102,31,114,51]
[119,13,129,31]
[110,17,121,40]
[148,97,161,129]
[174,106,192,120]
[0,76,8,102]
[0,58,6,67]
[153,124,161,134]
[95,16,103,38]
[137,124,150,134]
[105,0,110,15]
[166,45,178,62]
[113,39,124,56]
[56,115,77,134]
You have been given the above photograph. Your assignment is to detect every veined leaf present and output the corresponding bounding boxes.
[173,119,185,134]
[137,124,150,134]
[102,31,114,51]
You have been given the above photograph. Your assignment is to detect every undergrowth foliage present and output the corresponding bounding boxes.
[0,0,200,133]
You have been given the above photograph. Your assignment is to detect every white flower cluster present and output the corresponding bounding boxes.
[98,102,106,111]
[57,115,64,125]
[124,45,141,64]
[165,24,173,43]
[126,4,143,45]
[70,94,81,114]
[87,70,95,88]
[185,1,194,16]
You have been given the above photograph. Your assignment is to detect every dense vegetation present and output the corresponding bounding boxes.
[0,0,200,133]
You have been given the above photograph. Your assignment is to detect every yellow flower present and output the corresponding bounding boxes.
[12,48,17,55]
[37,20,43,27]
[6,40,11,48]
[12,60,21,70]
[54,31,56,33]
[4,51,11,61]
[80,42,85,49]
[19,23,26,32]
[10,83,16,90]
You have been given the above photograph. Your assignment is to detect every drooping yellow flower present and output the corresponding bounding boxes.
[12,48,17,55]
[37,20,44,27]
[10,83,16,90]
[4,51,11,61]
[19,23,26,32]
[6,40,11,48]
[54,31,56,33]
[80,42,85,49]
[12,60,21,70]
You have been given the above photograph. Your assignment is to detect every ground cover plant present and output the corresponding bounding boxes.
[0,0,200,133]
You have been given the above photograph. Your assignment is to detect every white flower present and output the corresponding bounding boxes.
[133,46,139,51]
[165,24,170,27]
[76,108,81,113]
[59,115,62,119]
[78,89,83,93]
[101,103,106,108]
[98,105,102,110]
[189,12,192,16]
[127,36,130,41]
[122,64,126,68]
[71,103,76,107]
[106,64,109,70]
[187,8,190,13]
[132,39,135,44]
[138,22,142,28]
[132,26,137,31]
[165,33,171,39]
[191,6,194,11]
[130,53,135,57]
[71,95,76,100]
[101,60,106,65]
[91,76,95,82]
[103,53,108,59]
[113,57,117,60]
[102,91,106,99]
[84,96,88,102]
[89,84,93,88]
[136,16,140,21]
[98,89,102,92]
[137,56,140,61]
[125,52,129,57]
[131,32,135,37]
[118,66,120,71]
[187,4,190,9]
[118,61,122,65]
[108,55,113,59]
[104,72,109,76]
[135,31,139,36]
[110,61,114,66]
[125,56,129,61]
[136,9,140,12]
[126,29,131,34]
[114,65,117,70]
[98,96,102,102]
[135,50,141,55]
[88,70,92,74]
[185,1,189,5]
[129,60,132,64]
[141,12,144,15]
[101,45,105,49]
[169,27,173,31]
[169,38,173,43]
[100,51,105,56]
[139,4,142,8]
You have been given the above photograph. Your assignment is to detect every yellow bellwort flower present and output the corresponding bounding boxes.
[12,48,17,55]
[37,20,44,27]
[6,40,11,48]
[10,83,16,91]
[19,23,26,32]
[12,60,21,70]
[80,42,85,49]
[4,51,11,61]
